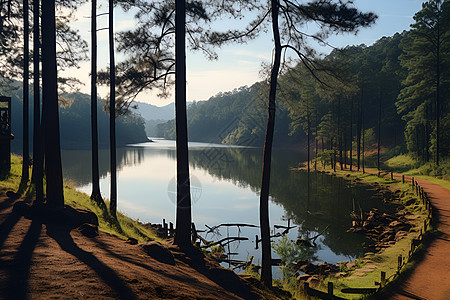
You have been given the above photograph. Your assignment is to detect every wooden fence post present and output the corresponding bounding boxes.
[304,281,310,294]
[255,235,259,250]
[163,219,168,238]
[390,172,393,180]
[381,271,386,288]
[402,175,405,183]
[169,222,174,237]
[412,177,415,186]
[397,255,402,273]
[328,282,333,299]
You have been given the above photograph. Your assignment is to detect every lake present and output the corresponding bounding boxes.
[61,139,393,277]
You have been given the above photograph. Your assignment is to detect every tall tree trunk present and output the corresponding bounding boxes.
[333,137,336,172]
[259,0,282,287]
[357,88,362,171]
[349,96,353,171]
[315,115,318,171]
[377,93,381,170]
[307,111,310,213]
[91,0,104,207]
[425,103,429,162]
[21,0,30,185]
[174,0,192,247]
[31,0,44,202]
[109,0,117,217]
[42,0,63,207]
[361,94,365,174]
[435,8,440,166]
[338,95,342,170]
[307,110,310,174]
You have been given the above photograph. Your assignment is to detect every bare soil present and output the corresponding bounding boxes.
[0,192,278,300]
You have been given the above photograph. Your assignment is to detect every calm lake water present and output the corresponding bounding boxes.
[61,139,393,276]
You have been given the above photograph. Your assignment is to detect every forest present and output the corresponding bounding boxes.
[157,27,449,175]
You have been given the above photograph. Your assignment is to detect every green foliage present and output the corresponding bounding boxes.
[272,235,315,279]
[396,0,450,163]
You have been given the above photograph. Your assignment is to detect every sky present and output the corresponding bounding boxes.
[63,0,426,107]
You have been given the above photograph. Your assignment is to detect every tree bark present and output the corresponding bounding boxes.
[91,0,104,206]
[338,95,343,170]
[435,6,440,166]
[377,92,381,170]
[259,0,282,287]
[42,0,64,207]
[174,0,192,248]
[109,0,117,217]
[357,88,362,171]
[31,0,44,202]
[21,0,30,185]
[348,97,353,170]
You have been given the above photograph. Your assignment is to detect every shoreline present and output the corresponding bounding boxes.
[291,164,431,299]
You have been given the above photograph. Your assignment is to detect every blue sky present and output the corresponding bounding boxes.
[64,0,425,107]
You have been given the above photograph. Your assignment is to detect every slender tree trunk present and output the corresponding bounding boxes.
[259,0,282,287]
[307,111,310,174]
[315,115,318,172]
[90,0,104,206]
[307,111,310,211]
[357,88,362,171]
[321,136,324,153]
[333,137,336,172]
[362,94,365,174]
[31,0,43,202]
[425,103,429,162]
[42,0,63,207]
[174,0,192,247]
[21,0,30,185]
[435,10,440,166]
[338,95,343,170]
[349,96,353,171]
[377,93,381,170]
[109,0,117,217]
[416,126,420,158]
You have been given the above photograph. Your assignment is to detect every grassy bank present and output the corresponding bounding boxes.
[380,154,450,182]
[0,155,161,243]
[279,165,431,299]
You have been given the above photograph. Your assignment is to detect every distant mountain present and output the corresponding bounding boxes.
[133,101,193,137]
[133,102,175,121]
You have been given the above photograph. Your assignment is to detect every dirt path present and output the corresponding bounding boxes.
[360,170,450,300]
[0,194,274,299]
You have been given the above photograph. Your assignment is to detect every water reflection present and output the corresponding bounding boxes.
[61,140,394,265]
[61,147,145,185]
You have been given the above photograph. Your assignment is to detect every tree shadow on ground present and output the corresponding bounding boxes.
[5,220,42,300]
[172,245,261,300]
[46,224,136,300]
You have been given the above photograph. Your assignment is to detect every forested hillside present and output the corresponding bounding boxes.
[157,26,449,166]
[9,88,148,152]
[156,83,306,147]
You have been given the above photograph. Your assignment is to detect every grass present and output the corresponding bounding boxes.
[384,154,450,182]
[1,154,161,243]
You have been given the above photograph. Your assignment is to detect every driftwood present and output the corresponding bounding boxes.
[205,223,259,235]
[200,236,248,248]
